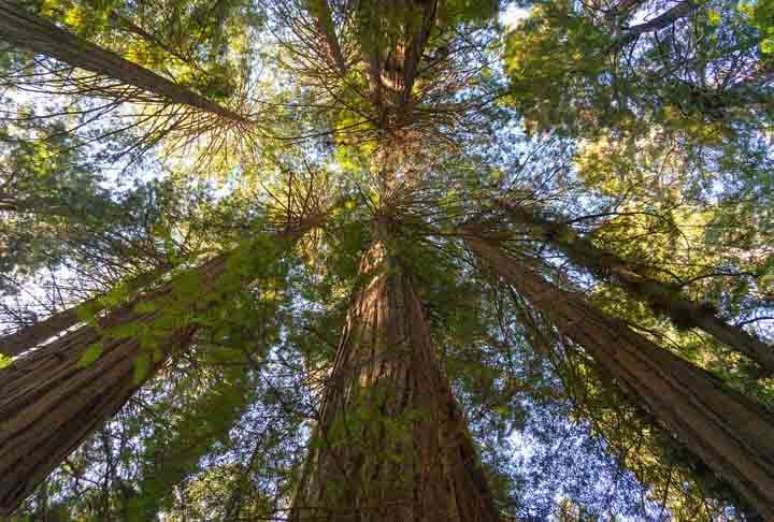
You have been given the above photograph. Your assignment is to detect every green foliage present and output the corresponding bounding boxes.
[125,367,257,520]
[36,0,264,99]
[77,343,104,367]
[2,0,771,519]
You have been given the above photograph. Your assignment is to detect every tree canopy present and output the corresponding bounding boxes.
[0,0,771,520]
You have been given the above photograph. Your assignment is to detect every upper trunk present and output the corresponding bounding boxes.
[292,231,500,521]
[306,0,347,74]
[465,234,774,519]
[0,267,169,358]
[612,0,699,50]
[346,0,438,128]
[0,0,249,124]
[496,204,774,374]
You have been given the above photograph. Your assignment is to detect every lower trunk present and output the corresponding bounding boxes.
[0,254,224,515]
[0,218,319,515]
[465,234,774,519]
[292,240,499,521]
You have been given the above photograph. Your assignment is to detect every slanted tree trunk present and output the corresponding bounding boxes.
[0,218,319,516]
[0,301,94,358]
[0,267,169,358]
[612,0,699,50]
[496,204,774,374]
[292,230,500,521]
[0,0,249,124]
[0,255,223,516]
[464,234,774,519]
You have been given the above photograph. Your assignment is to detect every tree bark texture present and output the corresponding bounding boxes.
[0,0,248,123]
[499,204,774,374]
[0,267,169,358]
[0,218,319,515]
[292,239,500,521]
[465,234,774,519]
[0,256,222,516]
[0,303,88,358]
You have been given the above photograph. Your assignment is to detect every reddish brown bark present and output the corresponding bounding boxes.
[0,268,169,358]
[306,0,347,74]
[0,303,88,358]
[0,255,223,516]
[292,236,500,521]
[0,218,320,515]
[498,204,774,374]
[465,234,774,518]
[0,0,249,123]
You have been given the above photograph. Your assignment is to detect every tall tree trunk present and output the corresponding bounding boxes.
[306,0,347,74]
[292,231,500,521]
[0,218,319,515]
[0,0,249,124]
[0,302,88,358]
[497,204,774,374]
[0,256,221,516]
[464,234,774,519]
[0,267,169,358]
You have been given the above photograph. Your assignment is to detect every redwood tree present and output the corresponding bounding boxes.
[464,233,774,518]
[292,221,500,520]
[1,0,771,519]
[0,217,318,515]
[0,0,249,123]
[491,202,774,374]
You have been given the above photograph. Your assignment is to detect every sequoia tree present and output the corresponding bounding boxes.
[487,201,774,373]
[292,219,500,520]
[464,231,774,518]
[0,0,250,123]
[0,0,771,520]
[0,214,320,514]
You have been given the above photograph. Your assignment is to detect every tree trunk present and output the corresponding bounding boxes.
[0,267,169,358]
[612,0,699,50]
[0,255,223,516]
[0,302,88,358]
[465,234,774,519]
[292,234,500,521]
[306,0,347,74]
[497,204,774,374]
[0,0,249,124]
[0,218,320,515]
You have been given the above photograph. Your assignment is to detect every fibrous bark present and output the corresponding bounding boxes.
[0,255,222,516]
[497,203,774,374]
[0,0,249,123]
[292,232,500,521]
[0,218,319,515]
[465,233,774,519]
[0,302,90,358]
[0,267,169,358]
